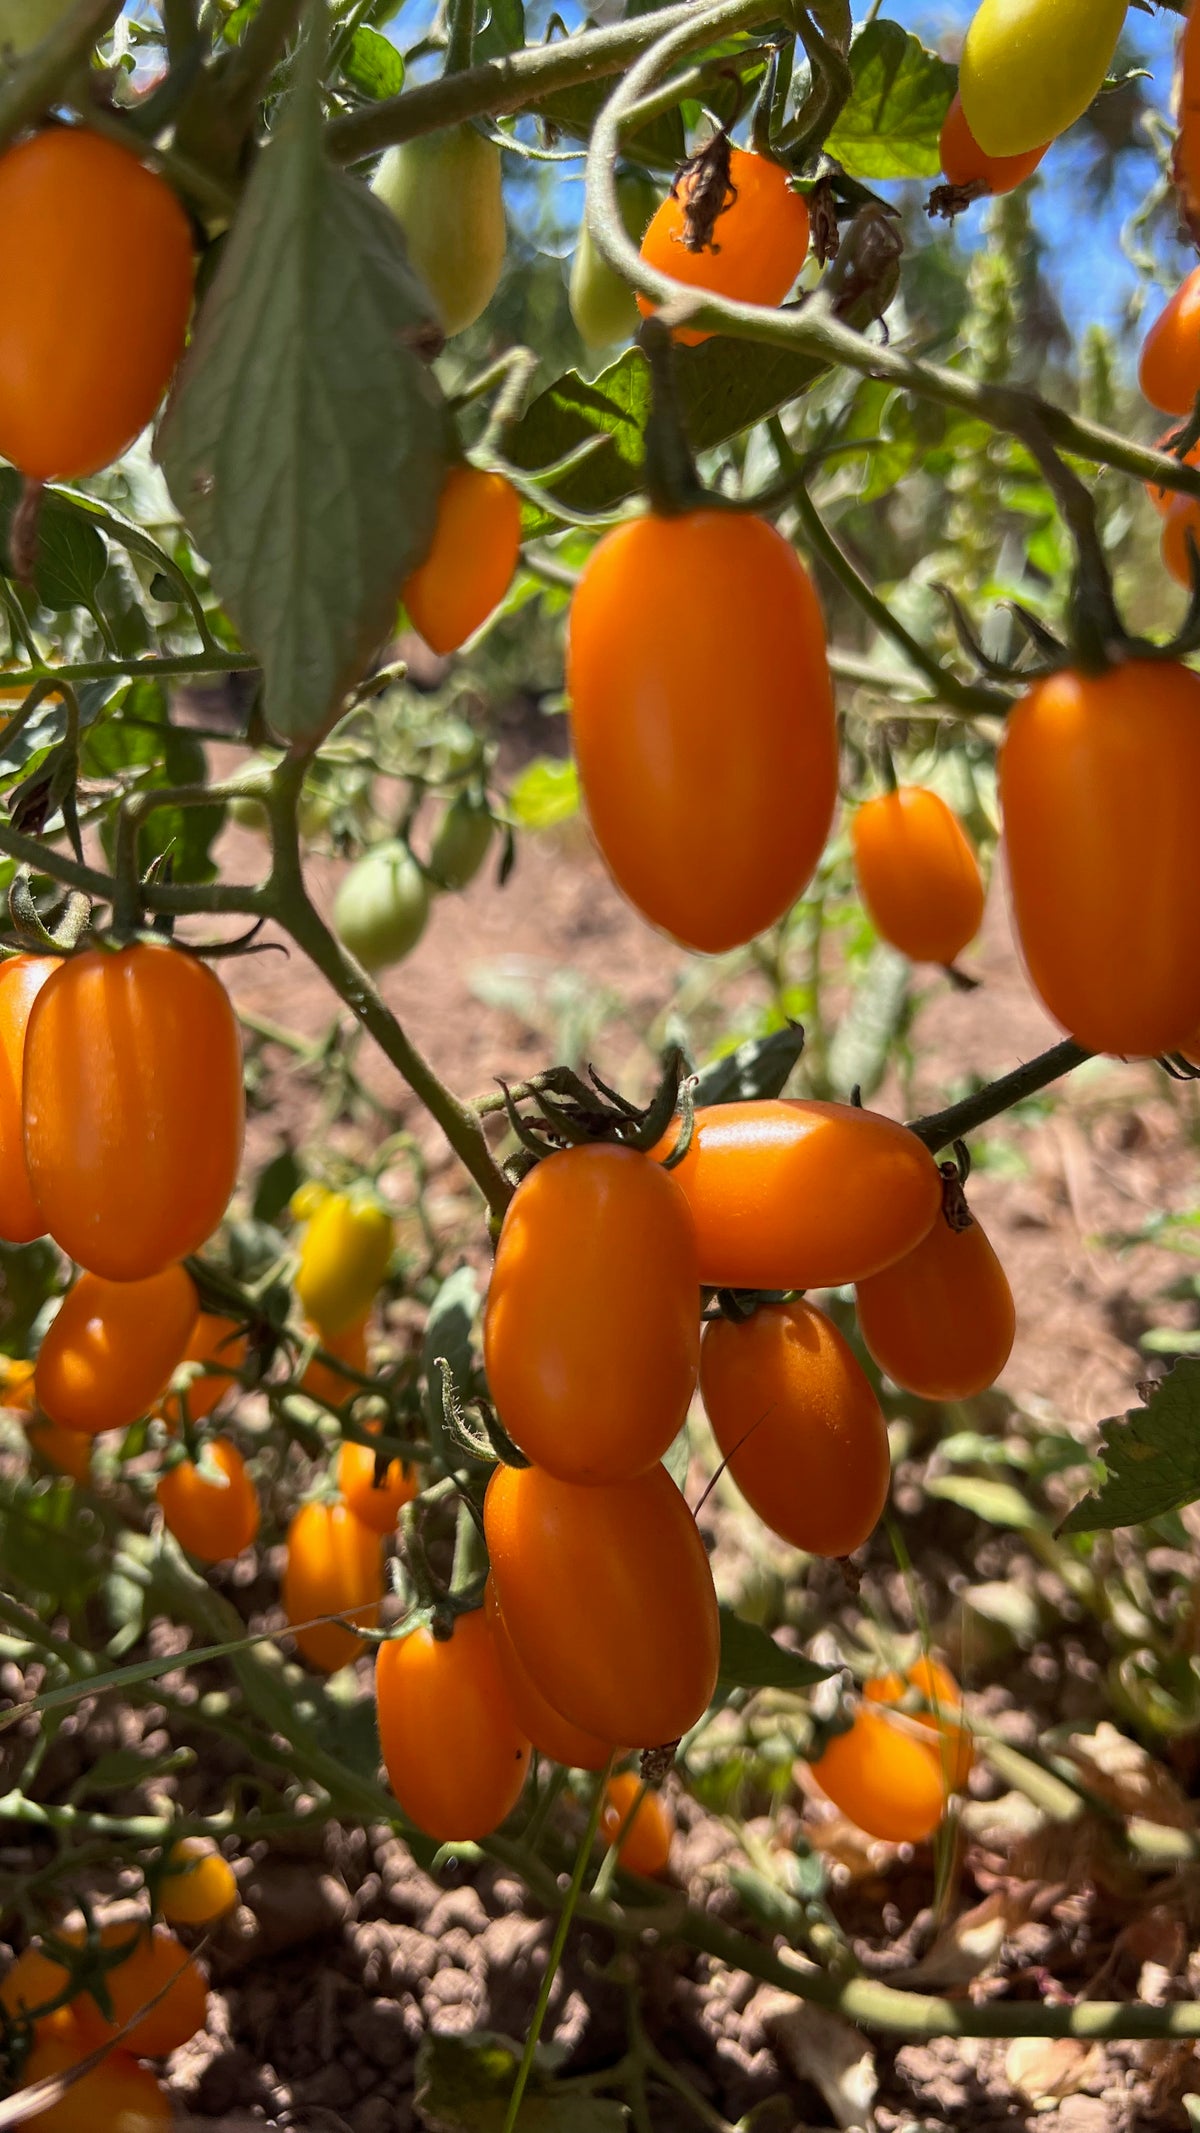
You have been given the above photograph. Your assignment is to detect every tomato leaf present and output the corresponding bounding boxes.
[84,681,223,884]
[156,34,449,751]
[0,470,107,613]
[340,22,405,96]
[825,20,955,180]
[826,942,912,1103]
[926,1475,1045,1532]
[691,1025,806,1107]
[474,0,525,64]
[717,1609,836,1692]
[1058,1362,1200,1534]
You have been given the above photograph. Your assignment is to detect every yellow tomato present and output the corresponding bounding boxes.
[959,0,1127,158]
[294,1191,394,1339]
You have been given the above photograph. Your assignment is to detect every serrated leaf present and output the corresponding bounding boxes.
[926,1475,1043,1532]
[825,20,955,180]
[692,1025,805,1107]
[1059,1362,1200,1534]
[508,757,579,829]
[717,1608,835,1692]
[341,22,404,96]
[157,45,448,749]
[0,470,107,612]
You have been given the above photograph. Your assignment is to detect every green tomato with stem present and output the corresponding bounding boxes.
[569,170,660,350]
[428,793,494,891]
[372,127,506,338]
[333,841,431,973]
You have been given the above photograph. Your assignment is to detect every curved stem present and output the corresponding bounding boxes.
[908,1039,1092,1152]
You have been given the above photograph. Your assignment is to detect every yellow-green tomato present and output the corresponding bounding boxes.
[372,127,505,337]
[569,171,660,350]
[333,840,430,973]
[428,793,494,891]
[959,0,1127,158]
[295,1191,395,1338]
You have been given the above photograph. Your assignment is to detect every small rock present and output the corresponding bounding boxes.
[348,1998,412,2072]
[426,1887,488,1939]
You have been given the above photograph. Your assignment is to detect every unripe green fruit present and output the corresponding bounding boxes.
[372,127,506,338]
[428,793,494,891]
[569,172,660,350]
[333,841,431,972]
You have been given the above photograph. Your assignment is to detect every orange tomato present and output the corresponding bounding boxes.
[851,786,985,966]
[938,92,1047,196]
[36,1266,199,1437]
[485,1578,615,1771]
[650,1099,942,1291]
[18,2035,171,2132]
[856,1187,1016,1401]
[1146,428,1200,514]
[809,1704,949,1844]
[637,144,810,345]
[26,1418,92,1484]
[1175,0,1200,242]
[0,1944,80,2036]
[376,1608,531,1841]
[484,1461,719,1748]
[700,1299,890,1557]
[483,1143,699,1485]
[336,1427,417,1535]
[161,1314,248,1427]
[402,464,522,654]
[999,661,1200,1056]
[69,1922,208,2057]
[23,943,244,1283]
[0,129,193,481]
[1162,492,1200,587]
[866,1656,975,1793]
[1,1356,37,1412]
[282,1499,383,1673]
[567,510,837,953]
[156,1436,260,1562]
[158,1839,238,1926]
[302,1314,369,1408]
[600,1772,674,1877]
[1139,266,1200,415]
[0,953,60,1242]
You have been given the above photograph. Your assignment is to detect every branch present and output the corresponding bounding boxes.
[907,1039,1092,1152]
[0,0,124,154]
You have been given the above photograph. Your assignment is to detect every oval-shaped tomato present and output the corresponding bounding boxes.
[337,1426,417,1535]
[67,1921,207,2057]
[283,1499,383,1673]
[700,1299,890,1557]
[1139,268,1200,415]
[570,169,660,349]
[865,1656,975,1794]
[637,145,809,346]
[484,1461,719,1748]
[302,1313,369,1408]
[999,660,1200,1056]
[295,1191,393,1339]
[0,129,193,481]
[377,1608,531,1841]
[851,786,986,967]
[19,2036,171,2133]
[484,1143,699,1485]
[856,1185,1016,1402]
[0,1944,79,2036]
[485,1578,615,1771]
[372,126,505,337]
[156,1436,260,1562]
[1161,492,1200,587]
[0,952,59,1243]
[158,1838,239,1927]
[403,465,522,656]
[808,1703,948,1845]
[36,1265,198,1437]
[333,843,430,976]
[567,510,837,954]
[161,1313,248,1428]
[959,0,1127,159]
[23,943,244,1283]
[600,1772,674,1878]
[428,792,495,892]
[938,91,1047,196]
[651,1099,942,1291]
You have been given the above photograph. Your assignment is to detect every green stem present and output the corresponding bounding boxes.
[907,1039,1092,1151]
[443,0,477,77]
[501,1765,614,2133]
[0,651,257,687]
[0,0,124,153]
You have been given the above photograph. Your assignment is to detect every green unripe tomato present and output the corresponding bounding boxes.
[227,754,282,831]
[569,171,660,351]
[428,793,494,891]
[959,0,1127,158]
[333,841,431,972]
[372,127,506,338]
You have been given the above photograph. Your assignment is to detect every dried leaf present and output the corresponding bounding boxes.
[763,1996,878,2131]
[1005,2036,1102,2107]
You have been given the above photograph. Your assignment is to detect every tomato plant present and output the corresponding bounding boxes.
[856,1175,1016,1402]
[600,1773,674,1877]
[69,1923,209,2057]
[570,168,660,348]
[293,1188,394,1337]
[160,1313,248,1427]
[157,1840,238,1927]
[1139,267,1200,415]
[372,125,505,337]
[958,0,1127,159]
[402,465,523,655]
[637,144,810,344]
[851,785,985,968]
[376,1608,531,1841]
[332,842,431,975]
[937,92,1047,197]
[282,1499,384,1673]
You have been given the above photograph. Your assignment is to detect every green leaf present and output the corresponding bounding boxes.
[508,757,579,829]
[156,46,449,750]
[341,22,404,97]
[0,1238,60,1357]
[253,1145,304,1226]
[473,0,524,64]
[826,942,912,1102]
[537,76,684,173]
[662,1421,690,1489]
[717,1608,835,1692]
[415,2034,625,2133]
[692,1025,805,1107]
[0,470,106,612]
[825,20,955,180]
[926,1475,1043,1532]
[423,1263,480,1463]
[1059,1362,1200,1534]
[84,682,223,884]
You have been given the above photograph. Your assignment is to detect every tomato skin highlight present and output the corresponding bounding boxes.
[809,1703,949,1845]
[0,952,60,1243]
[651,1099,942,1291]
[959,0,1127,160]
[161,1313,248,1428]
[18,2037,171,2133]
[69,1922,207,2056]
[295,1192,394,1338]
[700,1300,890,1558]
[157,1436,260,1562]
[376,1609,531,1841]
[283,1498,383,1673]
[600,1772,674,1877]
[484,1461,720,1749]
[23,944,244,1283]
[856,1200,1016,1402]
[851,787,985,967]
[158,1839,238,1926]
[484,1144,700,1485]
[337,1428,417,1534]
[1139,268,1200,415]
[999,660,1200,1057]
[0,129,193,481]
[36,1266,199,1437]
[485,1578,616,1771]
[372,126,505,337]
[938,92,1047,196]
[403,465,522,655]
[637,146,809,346]
[567,510,837,954]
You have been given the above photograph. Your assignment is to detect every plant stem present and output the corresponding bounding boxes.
[443,0,476,77]
[0,0,124,153]
[907,1039,1093,1151]
[501,1766,613,2133]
